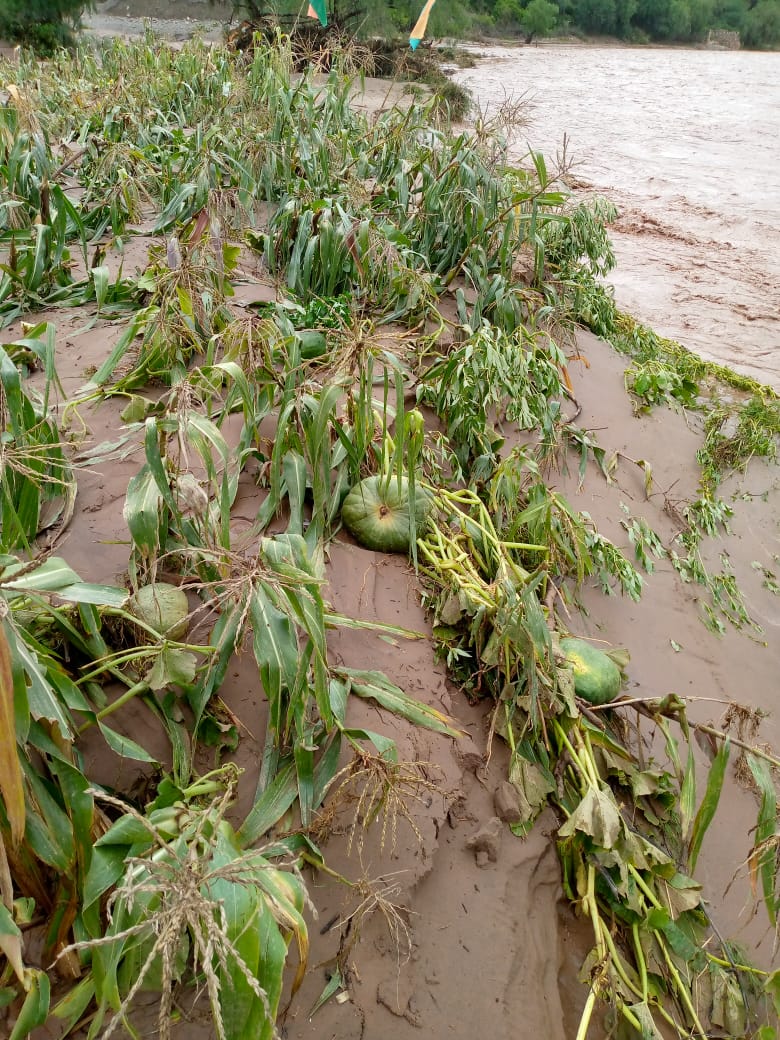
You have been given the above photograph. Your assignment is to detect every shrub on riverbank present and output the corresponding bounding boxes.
[0,0,93,52]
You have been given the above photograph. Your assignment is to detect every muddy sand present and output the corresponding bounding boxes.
[1,17,778,1040]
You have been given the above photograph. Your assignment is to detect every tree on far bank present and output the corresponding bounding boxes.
[0,0,93,52]
[575,0,618,33]
[521,0,560,39]
[741,0,780,46]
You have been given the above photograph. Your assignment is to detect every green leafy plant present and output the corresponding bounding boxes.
[0,0,93,53]
[68,774,309,1040]
[0,327,74,551]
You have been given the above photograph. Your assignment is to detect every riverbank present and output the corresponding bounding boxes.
[1,32,778,1040]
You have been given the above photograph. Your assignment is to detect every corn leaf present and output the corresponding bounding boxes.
[0,624,25,845]
[688,737,729,872]
[51,975,95,1033]
[250,586,298,737]
[746,752,778,926]
[90,306,156,387]
[124,464,163,559]
[209,830,284,1040]
[7,626,72,736]
[0,900,25,984]
[1,557,80,591]
[238,759,297,847]
[8,968,49,1040]
[340,667,463,738]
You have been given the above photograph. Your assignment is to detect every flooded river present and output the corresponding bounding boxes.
[454,45,780,389]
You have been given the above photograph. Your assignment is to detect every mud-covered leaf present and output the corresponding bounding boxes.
[341,667,463,738]
[0,624,25,845]
[604,646,630,672]
[657,872,702,920]
[146,647,198,691]
[508,753,554,832]
[558,786,622,849]
[630,770,662,798]
[710,962,747,1036]
[624,1001,664,1039]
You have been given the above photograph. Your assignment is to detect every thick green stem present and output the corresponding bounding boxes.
[659,937,708,1039]
[598,919,642,1001]
[77,680,150,734]
[632,922,648,1003]
[573,727,602,789]
[575,985,598,1040]
[552,721,591,790]
[628,865,664,911]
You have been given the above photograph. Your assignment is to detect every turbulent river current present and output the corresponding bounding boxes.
[453,45,780,389]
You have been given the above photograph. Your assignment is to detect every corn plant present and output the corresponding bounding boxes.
[0,555,159,1030]
[65,774,309,1040]
[0,330,75,552]
[91,215,238,391]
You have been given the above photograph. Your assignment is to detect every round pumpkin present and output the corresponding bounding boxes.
[296,329,328,360]
[560,637,622,706]
[128,582,190,640]
[341,475,432,553]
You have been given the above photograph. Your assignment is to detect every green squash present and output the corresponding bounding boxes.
[560,637,622,705]
[341,475,432,553]
[128,582,190,640]
[296,329,328,360]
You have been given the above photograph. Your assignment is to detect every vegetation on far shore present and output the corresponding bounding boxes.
[1,0,779,53]
[1,27,779,1040]
[228,0,780,49]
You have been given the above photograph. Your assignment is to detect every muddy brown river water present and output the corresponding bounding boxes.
[454,44,780,389]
